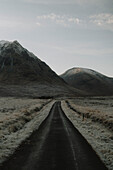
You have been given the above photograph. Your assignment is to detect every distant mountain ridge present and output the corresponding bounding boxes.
[1,40,112,97]
[0,40,85,97]
[61,67,113,96]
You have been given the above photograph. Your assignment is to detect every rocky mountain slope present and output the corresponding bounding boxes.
[0,40,64,84]
[61,67,113,96]
[0,41,84,97]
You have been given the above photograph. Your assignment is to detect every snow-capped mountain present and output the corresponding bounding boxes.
[0,40,84,97]
[0,40,37,60]
[61,67,113,96]
[0,40,61,84]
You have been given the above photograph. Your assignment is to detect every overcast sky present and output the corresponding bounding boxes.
[0,0,113,76]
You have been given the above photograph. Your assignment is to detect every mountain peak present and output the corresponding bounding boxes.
[0,40,20,45]
[62,67,106,78]
[0,40,63,85]
[61,67,113,96]
[64,67,96,74]
[0,40,20,48]
[0,40,22,52]
[0,40,38,60]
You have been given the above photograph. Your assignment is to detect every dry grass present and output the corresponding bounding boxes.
[0,97,54,165]
[0,98,51,135]
[66,96,113,131]
[62,97,113,170]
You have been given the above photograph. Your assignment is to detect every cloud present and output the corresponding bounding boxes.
[68,18,80,24]
[36,22,41,27]
[36,12,113,31]
[90,13,113,31]
[37,13,65,21]
[36,13,82,27]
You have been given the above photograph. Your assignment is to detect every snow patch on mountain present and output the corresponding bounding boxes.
[0,40,38,60]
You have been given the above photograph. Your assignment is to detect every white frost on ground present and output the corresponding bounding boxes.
[0,97,55,165]
[61,98,113,170]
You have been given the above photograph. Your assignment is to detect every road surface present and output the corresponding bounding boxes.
[0,102,107,170]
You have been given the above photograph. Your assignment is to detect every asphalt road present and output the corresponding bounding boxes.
[0,101,107,170]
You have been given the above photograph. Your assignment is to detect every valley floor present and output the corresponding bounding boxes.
[1,102,107,170]
[0,96,113,170]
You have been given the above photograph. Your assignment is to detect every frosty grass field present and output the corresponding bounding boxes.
[0,96,113,170]
[62,96,113,170]
[0,97,55,164]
